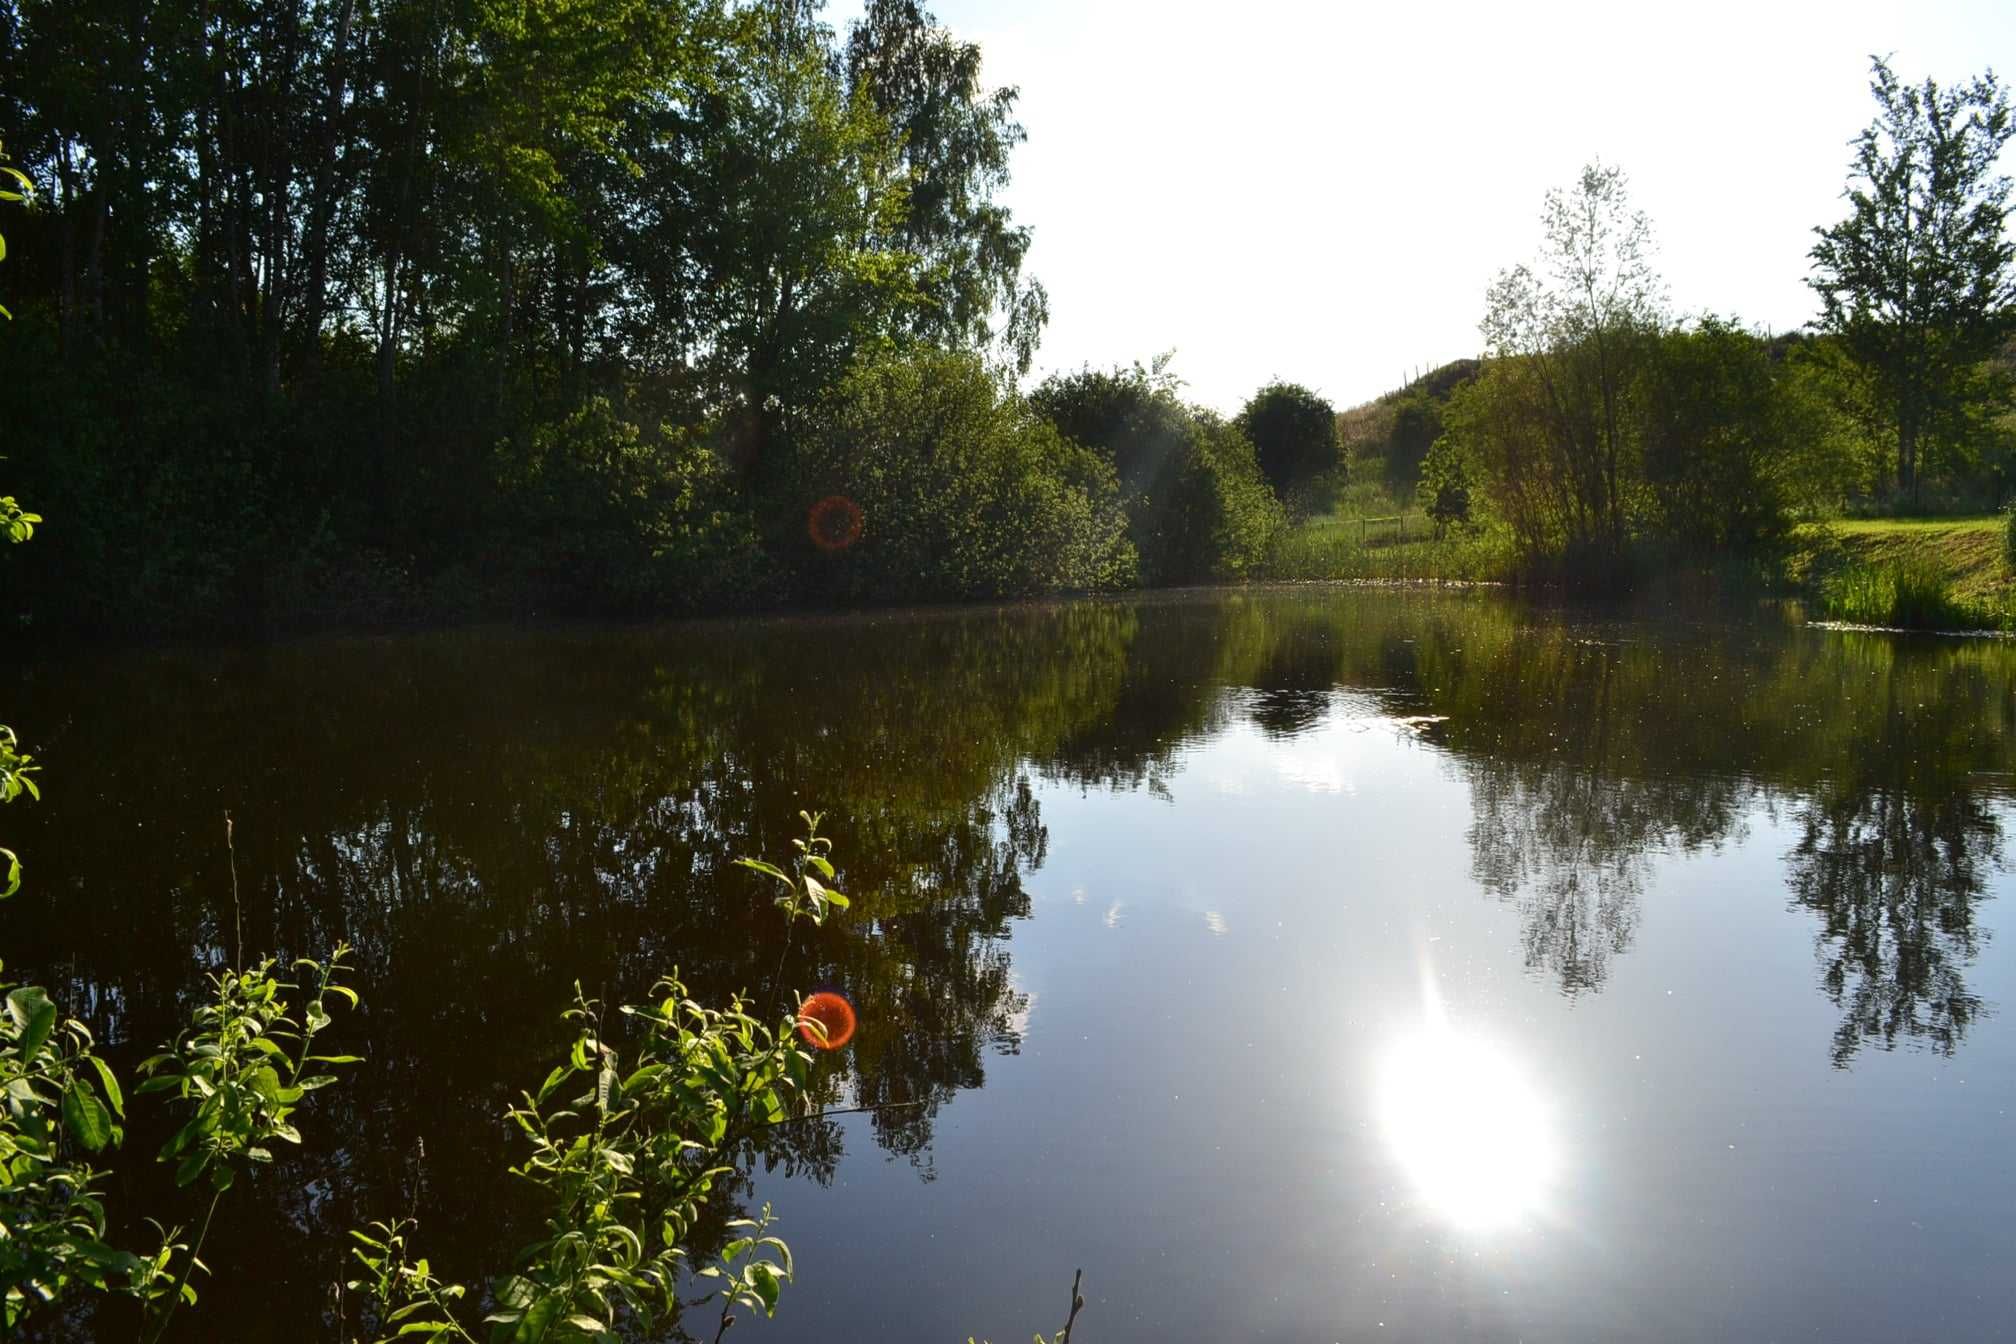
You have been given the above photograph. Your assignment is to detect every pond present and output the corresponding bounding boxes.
[8,588,2016,1341]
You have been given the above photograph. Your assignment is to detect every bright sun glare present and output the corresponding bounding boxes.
[1377,1026,1558,1231]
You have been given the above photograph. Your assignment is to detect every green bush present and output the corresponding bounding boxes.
[1154,412,1288,582]
[786,350,1137,602]
[2004,503,2016,572]
[1415,433,1476,537]
[1639,318,1802,550]
[496,398,775,614]
[1236,381,1339,503]
[1386,390,1444,492]
[1030,363,1284,584]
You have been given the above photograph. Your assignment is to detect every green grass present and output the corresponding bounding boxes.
[1791,513,2015,631]
[1266,500,2016,631]
[1264,508,1515,583]
[1818,557,1999,630]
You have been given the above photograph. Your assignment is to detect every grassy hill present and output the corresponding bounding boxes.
[1334,359,1481,508]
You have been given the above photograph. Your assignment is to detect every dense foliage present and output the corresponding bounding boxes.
[1422,125,2013,583]
[1473,160,1664,564]
[785,349,1136,602]
[1235,380,1340,508]
[0,0,1300,635]
[1810,56,2016,504]
[1638,317,1813,550]
[1029,361,1284,584]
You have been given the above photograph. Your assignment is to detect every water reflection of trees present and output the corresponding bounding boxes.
[1351,610,2011,1059]
[1775,635,2012,1063]
[1465,763,1745,990]
[1788,785,1998,1064]
[7,605,1134,1340]
[1036,591,2010,1050]
[7,593,2015,1337]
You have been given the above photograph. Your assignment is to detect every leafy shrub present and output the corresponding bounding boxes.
[786,350,1137,602]
[1030,362,1284,584]
[1416,433,1476,537]
[2004,502,2016,572]
[496,398,775,614]
[0,937,358,1333]
[1236,381,1339,503]
[1639,318,1803,550]
[1154,412,1287,581]
[1386,390,1444,492]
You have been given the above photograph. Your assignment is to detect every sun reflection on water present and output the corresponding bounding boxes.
[1377,1024,1558,1231]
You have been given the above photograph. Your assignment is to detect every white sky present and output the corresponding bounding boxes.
[830,0,2016,413]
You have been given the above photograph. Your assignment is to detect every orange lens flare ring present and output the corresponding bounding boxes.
[807,494,865,552]
[796,991,857,1051]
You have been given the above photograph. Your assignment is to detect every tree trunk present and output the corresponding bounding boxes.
[297,0,357,377]
[1898,417,1918,506]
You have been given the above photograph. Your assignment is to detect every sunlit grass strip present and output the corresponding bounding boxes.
[1262,513,1516,583]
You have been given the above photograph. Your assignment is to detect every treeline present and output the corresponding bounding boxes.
[0,0,1332,636]
[1360,61,2016,581]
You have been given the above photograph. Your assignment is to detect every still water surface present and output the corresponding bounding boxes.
[9,588,2016,1341]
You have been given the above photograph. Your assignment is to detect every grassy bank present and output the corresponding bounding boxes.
[1267,501,2016,632]
[1789,515,2016,632]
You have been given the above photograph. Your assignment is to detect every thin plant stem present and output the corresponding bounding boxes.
[223,811,241,969]
[1057,1267,1085,1344]
[145,1188,222,1344]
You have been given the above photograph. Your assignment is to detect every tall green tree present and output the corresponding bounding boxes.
[1471,161,1666,562]
[1810,56,2016,504]
[845,0,1047,372]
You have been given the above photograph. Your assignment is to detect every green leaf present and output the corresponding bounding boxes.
[749,1262,781,1315]
[1,848,18,899]
[246,1065,285,1102]
[510,1291,567,1343]
[734,857,793,887]
[62,1082,117,1152]
[88,1055,125,1118]
[8,986,59,1057]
